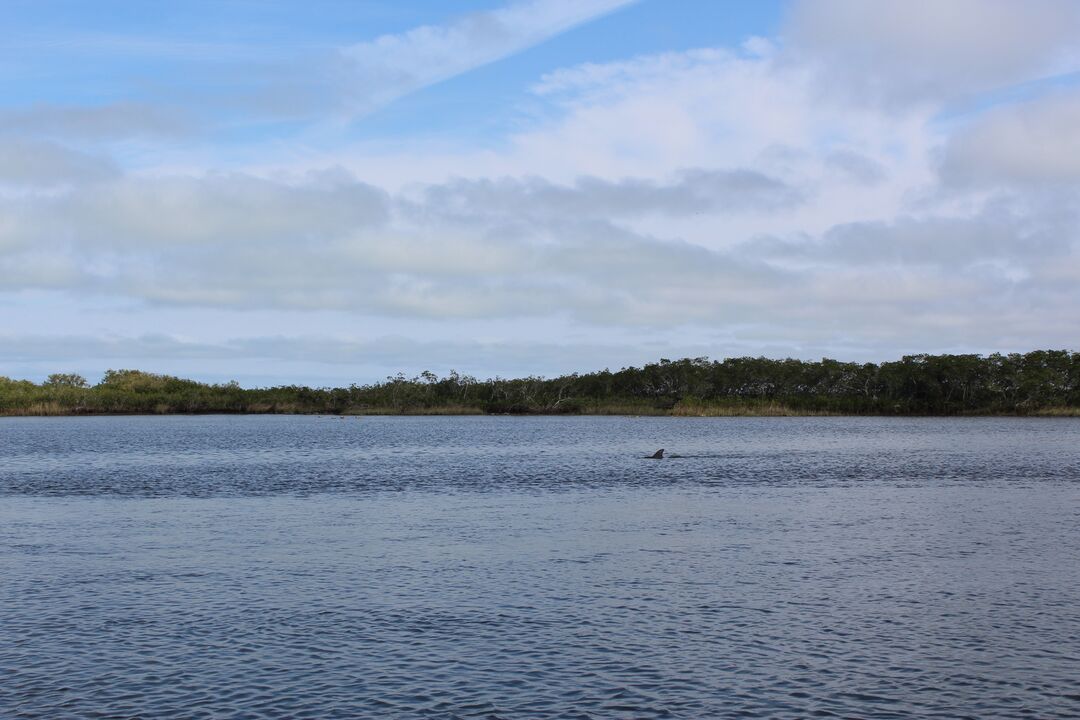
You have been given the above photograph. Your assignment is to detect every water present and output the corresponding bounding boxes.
[2,416,1079,718]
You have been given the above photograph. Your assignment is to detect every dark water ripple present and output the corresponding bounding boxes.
[2,416,1080,718]
[2,415,1080,496]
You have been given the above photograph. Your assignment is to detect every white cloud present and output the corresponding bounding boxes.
[508,45,935,198]
[4,37,1074,349]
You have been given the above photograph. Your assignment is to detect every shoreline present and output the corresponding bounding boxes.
[6,353,1079,418]
[4,408,1079,418]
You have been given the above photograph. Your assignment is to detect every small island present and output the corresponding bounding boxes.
[3,350,1078,417]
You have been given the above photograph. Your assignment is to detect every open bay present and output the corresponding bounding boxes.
[2,416,1079,718]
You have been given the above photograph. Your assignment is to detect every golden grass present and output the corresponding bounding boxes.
[344,404,485,416]
[670,400,835,417]
[1031,406,1080,417]
[576,402,670,416]
[3,400,1079,417]
[0,401,69,416]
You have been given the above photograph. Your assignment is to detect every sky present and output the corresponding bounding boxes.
[2,0,1080,386]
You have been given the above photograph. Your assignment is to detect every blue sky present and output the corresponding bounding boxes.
[4,1,784,150]
[2,0,1080,386]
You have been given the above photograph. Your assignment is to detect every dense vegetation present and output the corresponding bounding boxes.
[3,351,1080,416]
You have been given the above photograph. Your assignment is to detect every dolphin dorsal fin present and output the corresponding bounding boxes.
[649,449,665,459]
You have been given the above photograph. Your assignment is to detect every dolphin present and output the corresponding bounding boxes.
[646,449,665,459]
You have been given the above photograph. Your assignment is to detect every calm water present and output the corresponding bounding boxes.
[2,416,1079,718]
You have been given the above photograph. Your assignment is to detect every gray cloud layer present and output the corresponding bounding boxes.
[941,88,1080,187]
[787,0,1080,106]
[0,140,119,186]
[0,103,193,141]
[411,169,802,221]
[2,160,1078,355]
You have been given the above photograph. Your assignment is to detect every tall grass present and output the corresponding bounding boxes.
[671,400,834,416]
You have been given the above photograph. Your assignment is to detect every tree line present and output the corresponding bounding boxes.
[2,350,1080,416]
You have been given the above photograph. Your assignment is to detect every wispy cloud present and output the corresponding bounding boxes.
[338,0,636,116]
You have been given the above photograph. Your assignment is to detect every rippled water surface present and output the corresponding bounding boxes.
[2,416,1079,718]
